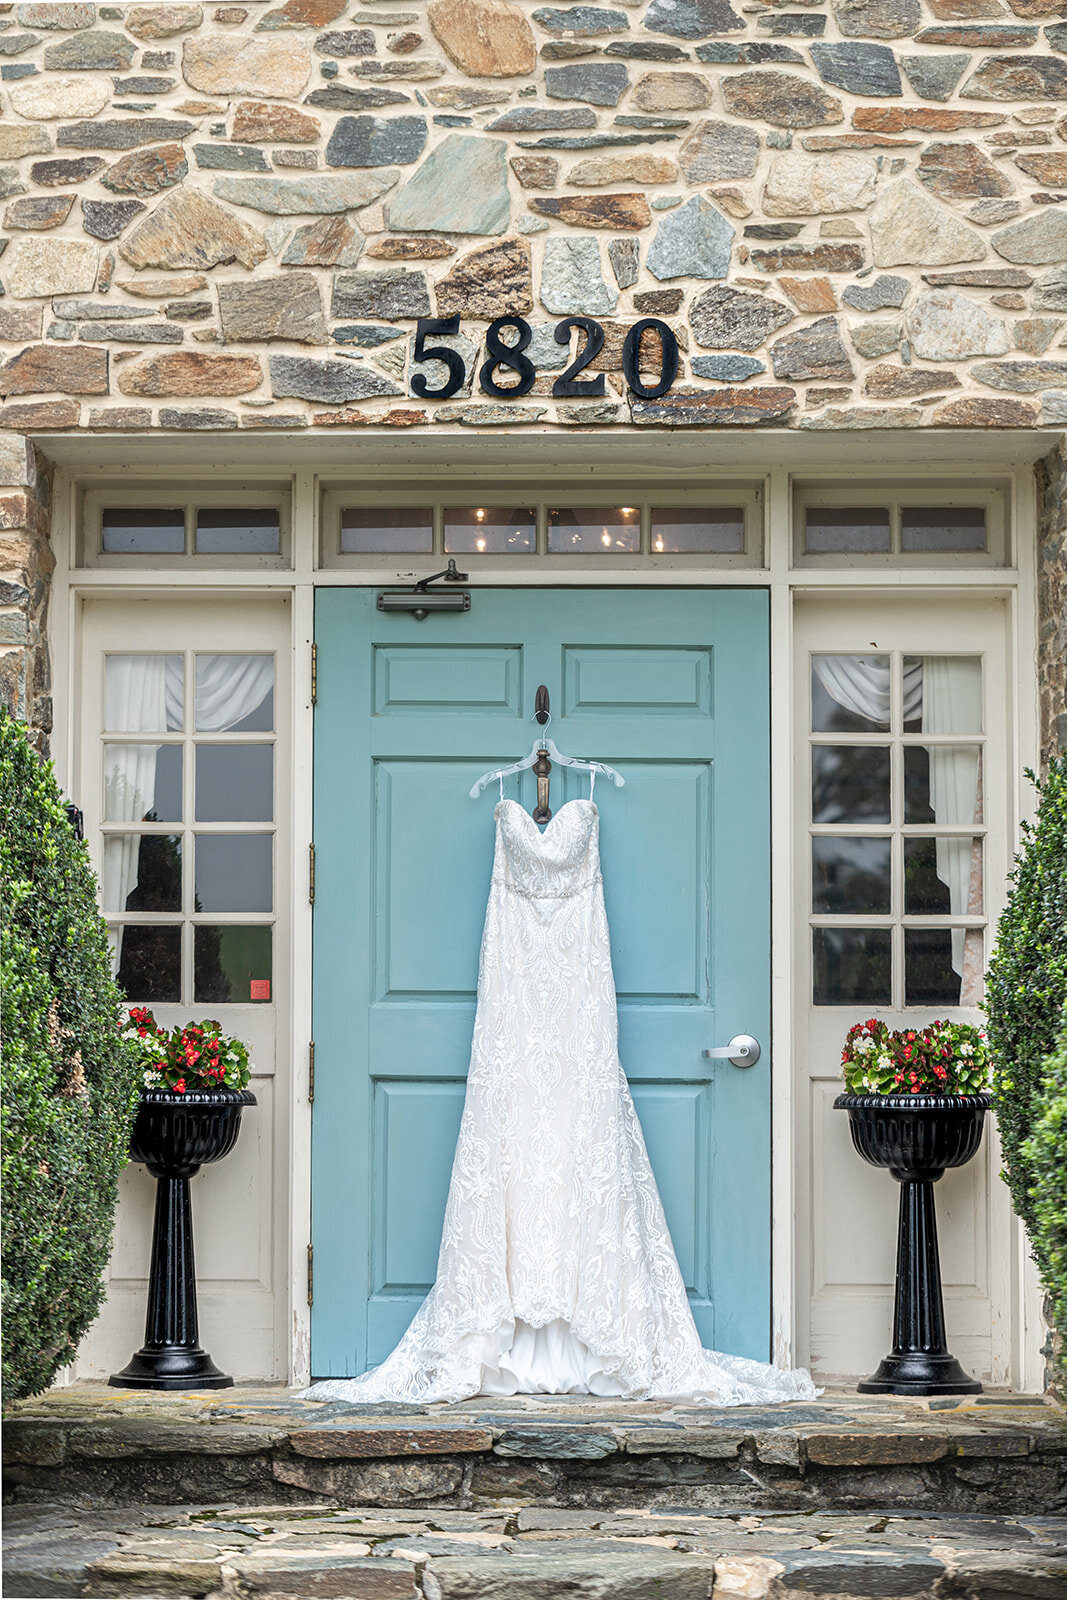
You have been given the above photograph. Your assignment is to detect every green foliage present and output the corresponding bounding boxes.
[1022,1011,1067,1386]
[984,755,1067,1248]
[0,712,138,1398]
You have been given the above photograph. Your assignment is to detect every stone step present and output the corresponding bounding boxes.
[3,1500,1067,1599]
[5,1387,1067,1519]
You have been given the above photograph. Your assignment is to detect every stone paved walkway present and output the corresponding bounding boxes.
[4,1498,1067,1597]
[4,1386,1067,1596]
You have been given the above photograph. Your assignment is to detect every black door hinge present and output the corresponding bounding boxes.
[309,843,316,905]
[308,1040,315,1103]
[311,641,317,706]
[307,1244,314,1308]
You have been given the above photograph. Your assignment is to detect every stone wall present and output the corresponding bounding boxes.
[1036,438,1067,769]
[3,0,1067,430]
[0,434,52,754]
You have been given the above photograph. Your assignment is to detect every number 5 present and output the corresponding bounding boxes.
[410,316,466,400]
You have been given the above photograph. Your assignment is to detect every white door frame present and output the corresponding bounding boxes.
[43,432,1046,1389]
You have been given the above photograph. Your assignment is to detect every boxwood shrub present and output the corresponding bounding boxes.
[1023,1012,1067,1386]
[1,711,138,1398]
[984,753,1067,1368]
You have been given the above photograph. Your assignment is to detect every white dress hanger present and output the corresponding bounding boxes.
[469,722,625,801]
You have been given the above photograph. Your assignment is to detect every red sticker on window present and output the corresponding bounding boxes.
[250,979,271,1000]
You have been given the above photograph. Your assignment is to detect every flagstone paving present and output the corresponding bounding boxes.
[4,1387,1066,1594]
[3,1497,1067,1598]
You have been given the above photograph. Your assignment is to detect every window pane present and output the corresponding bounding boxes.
[812,745,891,824]
[805,506,890,553]
[811,656,890,733]
[903,656,982,734]
[195,925,272,1004]
[102,507,184,554]
[901,506,986,553]
[904,836,983,916]
[341,506,433,554]
[195,654,274,733]
[105,656,182,733]
[905,928,966,1006]
[812,836,891,914]
[650,507,745,553]
[548,506,640,553]
[195,744,273,822]
[444,506,535,554]
[104,743,182,823]
[103,834,181,912]
[194,833,272,913]
[903,745,982,826]
[115,924,181,1003]
[196,507,281,554]
[814,928,891,1006]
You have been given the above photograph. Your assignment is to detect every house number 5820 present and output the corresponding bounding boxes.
[410,315,680,403]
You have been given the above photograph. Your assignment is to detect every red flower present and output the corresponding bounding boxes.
[174,1077,186,1094]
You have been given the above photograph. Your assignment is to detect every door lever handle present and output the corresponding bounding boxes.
[703,1034,761,1068]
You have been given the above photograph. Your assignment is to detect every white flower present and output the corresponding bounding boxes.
[856,1036,873,1055]
[959,1042,973,1057]
[878,1054,891,1070]
[143,1069,162,1086]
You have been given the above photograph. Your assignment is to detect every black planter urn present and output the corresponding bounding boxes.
[834,1092,991,1397]
[110,1089,256,1391]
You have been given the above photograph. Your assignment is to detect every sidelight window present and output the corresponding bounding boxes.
[101,651,276,1006]
[809,652,985,1009]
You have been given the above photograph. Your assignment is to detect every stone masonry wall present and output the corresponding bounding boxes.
[3,0,1067,430]
[0,434,52,754]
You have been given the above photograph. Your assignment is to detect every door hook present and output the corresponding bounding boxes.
[535,685,550,726]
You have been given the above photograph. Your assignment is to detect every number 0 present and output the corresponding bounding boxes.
[622,319,679,400]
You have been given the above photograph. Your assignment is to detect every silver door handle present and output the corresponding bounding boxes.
[703,1034,761,1068]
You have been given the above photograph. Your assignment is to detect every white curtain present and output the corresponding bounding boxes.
[812,654,982,998]
[922,656,983,998]
[811,654,922,728]
[104,653,273,970]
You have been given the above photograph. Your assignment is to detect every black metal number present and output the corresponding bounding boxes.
[410,315,466,399]
[479,316,536,397]
[552,317,607,398]
[623,319,679,400]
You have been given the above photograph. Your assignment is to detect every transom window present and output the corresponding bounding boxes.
[808,652,985,1009]
[793,481,1007,566]
[101,651,276,1006]
[323,484,761,565]
[79,483,291,567]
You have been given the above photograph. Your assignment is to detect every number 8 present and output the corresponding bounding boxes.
[480,317,536,398]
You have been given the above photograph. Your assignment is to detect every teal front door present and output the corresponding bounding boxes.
[311,588,770,1377]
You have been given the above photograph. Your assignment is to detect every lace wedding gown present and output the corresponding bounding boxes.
[306,798,816,1407]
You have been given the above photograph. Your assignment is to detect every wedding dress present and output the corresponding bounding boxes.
[306,796,816,1407]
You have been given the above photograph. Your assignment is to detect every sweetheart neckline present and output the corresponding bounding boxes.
[496,797,598,835]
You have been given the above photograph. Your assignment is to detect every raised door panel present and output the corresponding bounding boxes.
[632,1083,711,1308]
[369,1080,466,1358]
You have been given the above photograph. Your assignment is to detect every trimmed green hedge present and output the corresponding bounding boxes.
[1023,1011,1067,1386]
[984,753,1067,1370]
[1,712,138,1398]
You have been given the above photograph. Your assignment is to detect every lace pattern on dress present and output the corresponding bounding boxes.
[304,799,817,1408]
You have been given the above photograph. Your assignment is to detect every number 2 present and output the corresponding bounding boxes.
[552,318,607,399]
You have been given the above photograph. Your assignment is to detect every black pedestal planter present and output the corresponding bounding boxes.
[834,1093,991,1397]
[110,1089,256,1391]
